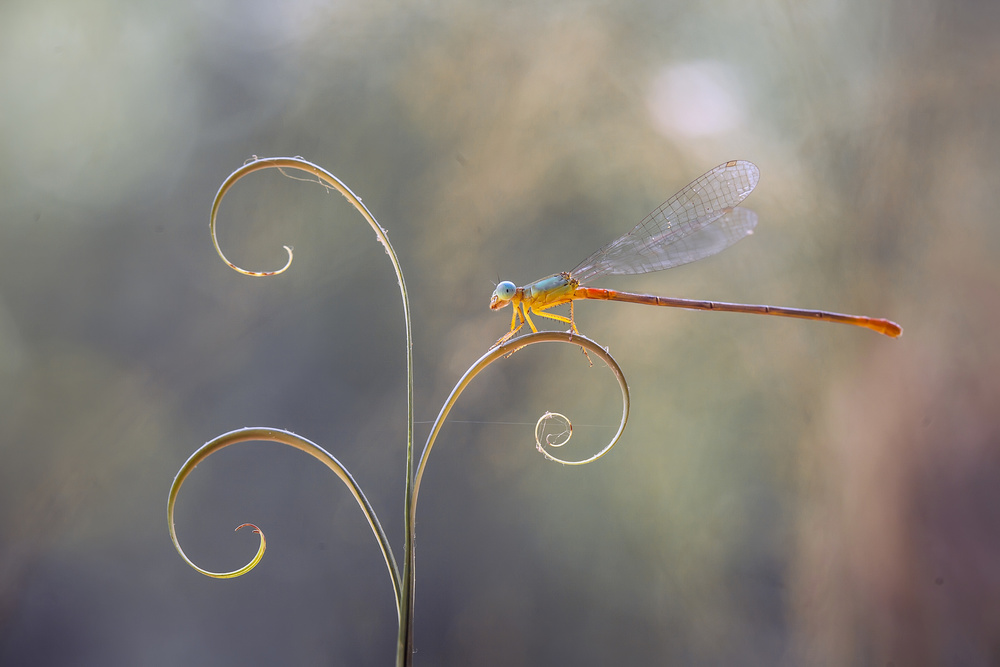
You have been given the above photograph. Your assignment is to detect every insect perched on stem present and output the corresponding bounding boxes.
[490,160,902,347]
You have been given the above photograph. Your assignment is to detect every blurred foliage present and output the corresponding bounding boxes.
[2,0,999,664]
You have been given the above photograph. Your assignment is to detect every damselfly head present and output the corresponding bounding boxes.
[490,281,516,310]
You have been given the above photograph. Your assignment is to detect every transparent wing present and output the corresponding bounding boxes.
[570,160,760,284]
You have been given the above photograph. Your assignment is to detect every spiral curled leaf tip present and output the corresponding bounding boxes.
[535,411,573,449]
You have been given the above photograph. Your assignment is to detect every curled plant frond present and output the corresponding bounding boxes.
[535,411,573,458]
[412,331,630,514]
[209,156,400,278]
[165,521,265,580]
[198,156,416,654]
[167,427,402,621]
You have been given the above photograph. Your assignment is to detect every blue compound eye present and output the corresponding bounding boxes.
[494,281,516,300]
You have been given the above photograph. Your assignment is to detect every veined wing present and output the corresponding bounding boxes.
[570,160,760,283]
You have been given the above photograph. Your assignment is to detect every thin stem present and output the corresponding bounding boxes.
[167,428,401,611]
[207,157,416,665]
[411,331,630,521]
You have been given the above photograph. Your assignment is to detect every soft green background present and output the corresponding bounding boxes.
[2,0,997,665]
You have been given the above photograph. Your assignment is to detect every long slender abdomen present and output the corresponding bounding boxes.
[574,286,902,338]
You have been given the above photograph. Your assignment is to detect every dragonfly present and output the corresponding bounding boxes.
[489,160,902,347]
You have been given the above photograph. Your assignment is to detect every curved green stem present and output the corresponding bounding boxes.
[206,157,416,664]
[412,331,630,521]
[167,427,401,615]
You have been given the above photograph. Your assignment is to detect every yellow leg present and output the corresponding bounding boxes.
[528,302,589,363]
[491,300,526,349]
[542,301,590,365]
[532,309,571,325]
[521,304,540,332]
[492,321,524,348]
[566,301,591,364]
[531,303,579,334]
[491,300,580,350]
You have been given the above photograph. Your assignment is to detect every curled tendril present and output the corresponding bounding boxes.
[191,157,417,658]
[412,331,630,516]
[535,411,573,457]
[208,156,397,277]
[167,428,402,620]
[164,520,266,580]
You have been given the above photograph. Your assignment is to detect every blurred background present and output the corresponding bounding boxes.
[1,0,998,664]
